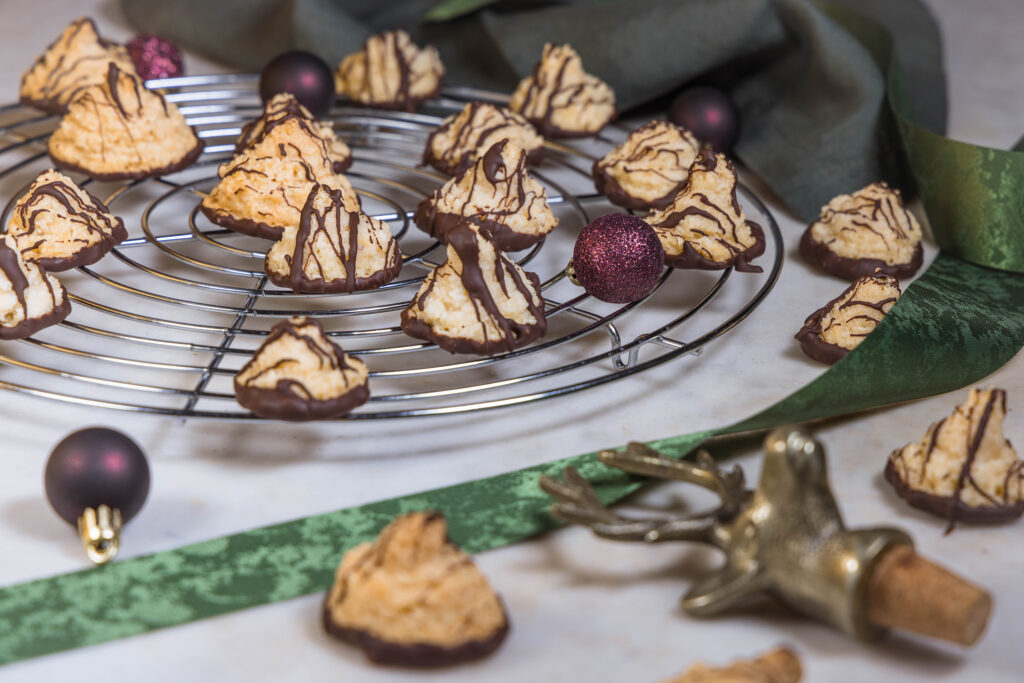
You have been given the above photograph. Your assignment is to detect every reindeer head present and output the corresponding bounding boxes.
[540,427,912,640]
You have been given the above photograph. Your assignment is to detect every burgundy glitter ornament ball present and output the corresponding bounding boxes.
[572,214,665,303]
[259,50,335,118]
[127,35,184,81]
[669,86,739,153]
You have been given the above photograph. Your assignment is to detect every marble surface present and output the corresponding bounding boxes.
[0,0,1022,681]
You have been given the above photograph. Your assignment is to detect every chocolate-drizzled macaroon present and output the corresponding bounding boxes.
[509,43,616,138]
[234,316,369,421]
[423,101,544,176]
[20,17,138,115]
[265,183,402,293]
[48,63,202,181]
[335,30,444,112]
[401,223,546,355]
[414,139,558,252]
[646,150,765,271]
[0,234,71,340]
[800,182,923,280]
[593,120,700,211]
[323,511,509,667]
[795,271,900,365]
[201,114,359,240]
[887,388,1024,532]
[236,93,352,174]
[7,169,126,271]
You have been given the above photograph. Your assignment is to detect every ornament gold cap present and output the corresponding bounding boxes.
[77,505,122,565]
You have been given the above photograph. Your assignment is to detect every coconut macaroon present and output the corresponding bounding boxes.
[266,183,402,293]
[201,115,359,240]
[886,388,1024,531]
[335,29,444,112]
[794,271,900,365]
[48,63,202,181]
[646,150,765,272]
[509,43,616,138]
[593,120,701,211]
[414,139,558,252]
[236,93,352,174]
[423,101,544,176]
[401,223,546,355]
[663,648,802,683]
[7,169,127,271]
[800,182,923,280]
[20,17,138,115]
[323,511,509,667]
[234,316,369,421]
[0,234,71,340]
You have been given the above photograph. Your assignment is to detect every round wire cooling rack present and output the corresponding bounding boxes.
[0,74,782,420]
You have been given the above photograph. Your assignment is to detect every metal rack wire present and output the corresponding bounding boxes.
[0,75,782,419]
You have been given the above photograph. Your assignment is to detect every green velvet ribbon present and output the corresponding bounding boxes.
[2,5,1024,666]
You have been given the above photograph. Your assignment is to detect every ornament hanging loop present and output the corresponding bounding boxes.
[78,505,122,565]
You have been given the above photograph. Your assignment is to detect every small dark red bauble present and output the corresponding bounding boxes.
[126,35,184,81]
[44,427,150,526]
[572,214,664,303]
[259,51,335,118]
[669,86,740,153]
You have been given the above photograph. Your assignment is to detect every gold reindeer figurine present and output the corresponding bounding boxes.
[539,427,992,646]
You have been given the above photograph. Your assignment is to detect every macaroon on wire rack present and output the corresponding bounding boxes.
[0,74,782,420]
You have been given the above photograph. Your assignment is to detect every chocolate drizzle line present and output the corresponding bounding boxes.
[413,139,554,252]
[794,272,899,365]
[649,150,765,272]
[401,224,546,355]
[269,184,401,293]
[513,44,615,139]
[886,389,1024,529]
[233,317,368,421]
[12,176,127,271]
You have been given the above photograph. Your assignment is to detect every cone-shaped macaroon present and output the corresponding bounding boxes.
[20,17,138,114]
[234,316,369,421]
[509,43,616,138]
[202,114,359,240]
[0,234,71,339]
[323,511,510,667]
[800,182,924,280]
[48,63,202,181]
[423,101,544,176]
[7,169,127,271]
[335,29,444,112]
[887,388,1024,531]
[236,93,352,174]
[401,223,546,355]
[646,150,765,272]
[266,183,402,293]
[414,139,557,252]
[795,271,901,365]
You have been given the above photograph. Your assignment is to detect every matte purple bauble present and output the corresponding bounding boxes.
[669,86,740,153]
[44,427,150,526]
[259,51,335,118]
[126,35,184,81]
[572,214,664,303]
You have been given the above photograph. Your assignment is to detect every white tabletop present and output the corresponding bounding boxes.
[1,1,1022,681]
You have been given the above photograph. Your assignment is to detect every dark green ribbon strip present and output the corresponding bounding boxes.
[3,6,1024,666]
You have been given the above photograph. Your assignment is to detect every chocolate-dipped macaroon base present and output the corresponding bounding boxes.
[401,299,546,356]
[235,381,369,422]
[591,157,683,212]
[322,604,509,668]
[884,459,1024,525]
[51,137,203,183]
[662,222,766,273]
[412,201,546,253]
[0,298,71,340]
[799,225,924,281]
[200,204,285,241]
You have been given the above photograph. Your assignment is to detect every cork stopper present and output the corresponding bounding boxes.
[866,545,992,646]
